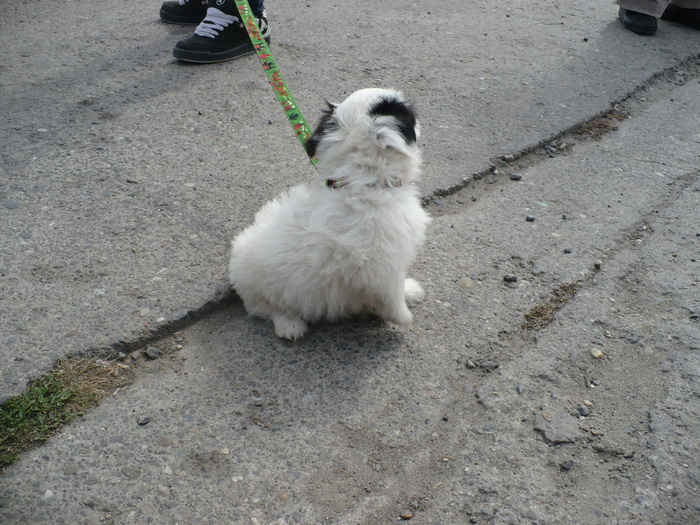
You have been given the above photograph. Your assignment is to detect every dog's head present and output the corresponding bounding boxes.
[306,88,421,187]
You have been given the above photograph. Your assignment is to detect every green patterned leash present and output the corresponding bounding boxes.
[234,0,317,167]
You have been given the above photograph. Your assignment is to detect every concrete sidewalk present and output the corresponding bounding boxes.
[1,60,698,525]
[1,1,699,523]
[1,0,698,400]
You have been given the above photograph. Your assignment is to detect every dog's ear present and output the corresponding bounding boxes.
[375,121,416,156]
[370,96,418,156]
[306,102,339,158]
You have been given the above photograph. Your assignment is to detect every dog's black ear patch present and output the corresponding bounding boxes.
[370,97,417,144]
[306,101,338,158]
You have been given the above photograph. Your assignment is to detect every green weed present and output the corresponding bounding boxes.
[0,358,132,468]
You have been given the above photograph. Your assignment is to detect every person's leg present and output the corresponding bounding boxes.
[618,0,670,17]
[246,0,265,18]
[670,0,700,7]
[173,0,270,63]
[662,0,700,28]
[160,0,208,25]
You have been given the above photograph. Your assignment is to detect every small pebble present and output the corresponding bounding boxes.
[137,415,150,426]
[560,460,575,471]
[145,346,160,359]
[456,277,474,289]
[502,154,514,162]
[577,405,591,417]
[503,274,518,283]
[563,248,573,254]
[594,261,602,270]
[480,361,498,373]
[509,173,522,181]
[400,510,414,520]
[590,348,604,359]
[526,215,535,222]
[582,400,593,407]
[63,464,79,475]
[466,359,477,369]
[121,467,141,479]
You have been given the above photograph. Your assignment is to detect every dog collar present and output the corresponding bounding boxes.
[325,178,403,189]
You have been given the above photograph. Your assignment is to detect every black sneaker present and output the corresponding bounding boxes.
[160,0,208,25]
[173,7,270,63]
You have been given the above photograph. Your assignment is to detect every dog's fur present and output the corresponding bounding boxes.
[229,88,431,339]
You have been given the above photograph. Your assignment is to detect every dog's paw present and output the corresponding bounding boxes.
[404,278,425,307]
[378,303,413,326]
[271,313,308,340]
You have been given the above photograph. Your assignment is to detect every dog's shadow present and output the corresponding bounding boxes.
[186,299,413,432]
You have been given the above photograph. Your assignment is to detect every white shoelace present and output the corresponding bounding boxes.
[194,8,238,39]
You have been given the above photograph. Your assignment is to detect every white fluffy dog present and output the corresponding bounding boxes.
[229,88,431,339]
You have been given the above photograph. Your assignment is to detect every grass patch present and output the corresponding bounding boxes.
[0,357,133,468]
[522,283,579,331]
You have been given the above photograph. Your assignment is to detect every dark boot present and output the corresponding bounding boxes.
[619,8,657,35]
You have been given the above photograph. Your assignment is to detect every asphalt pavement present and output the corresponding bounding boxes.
[1,1,699,524]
